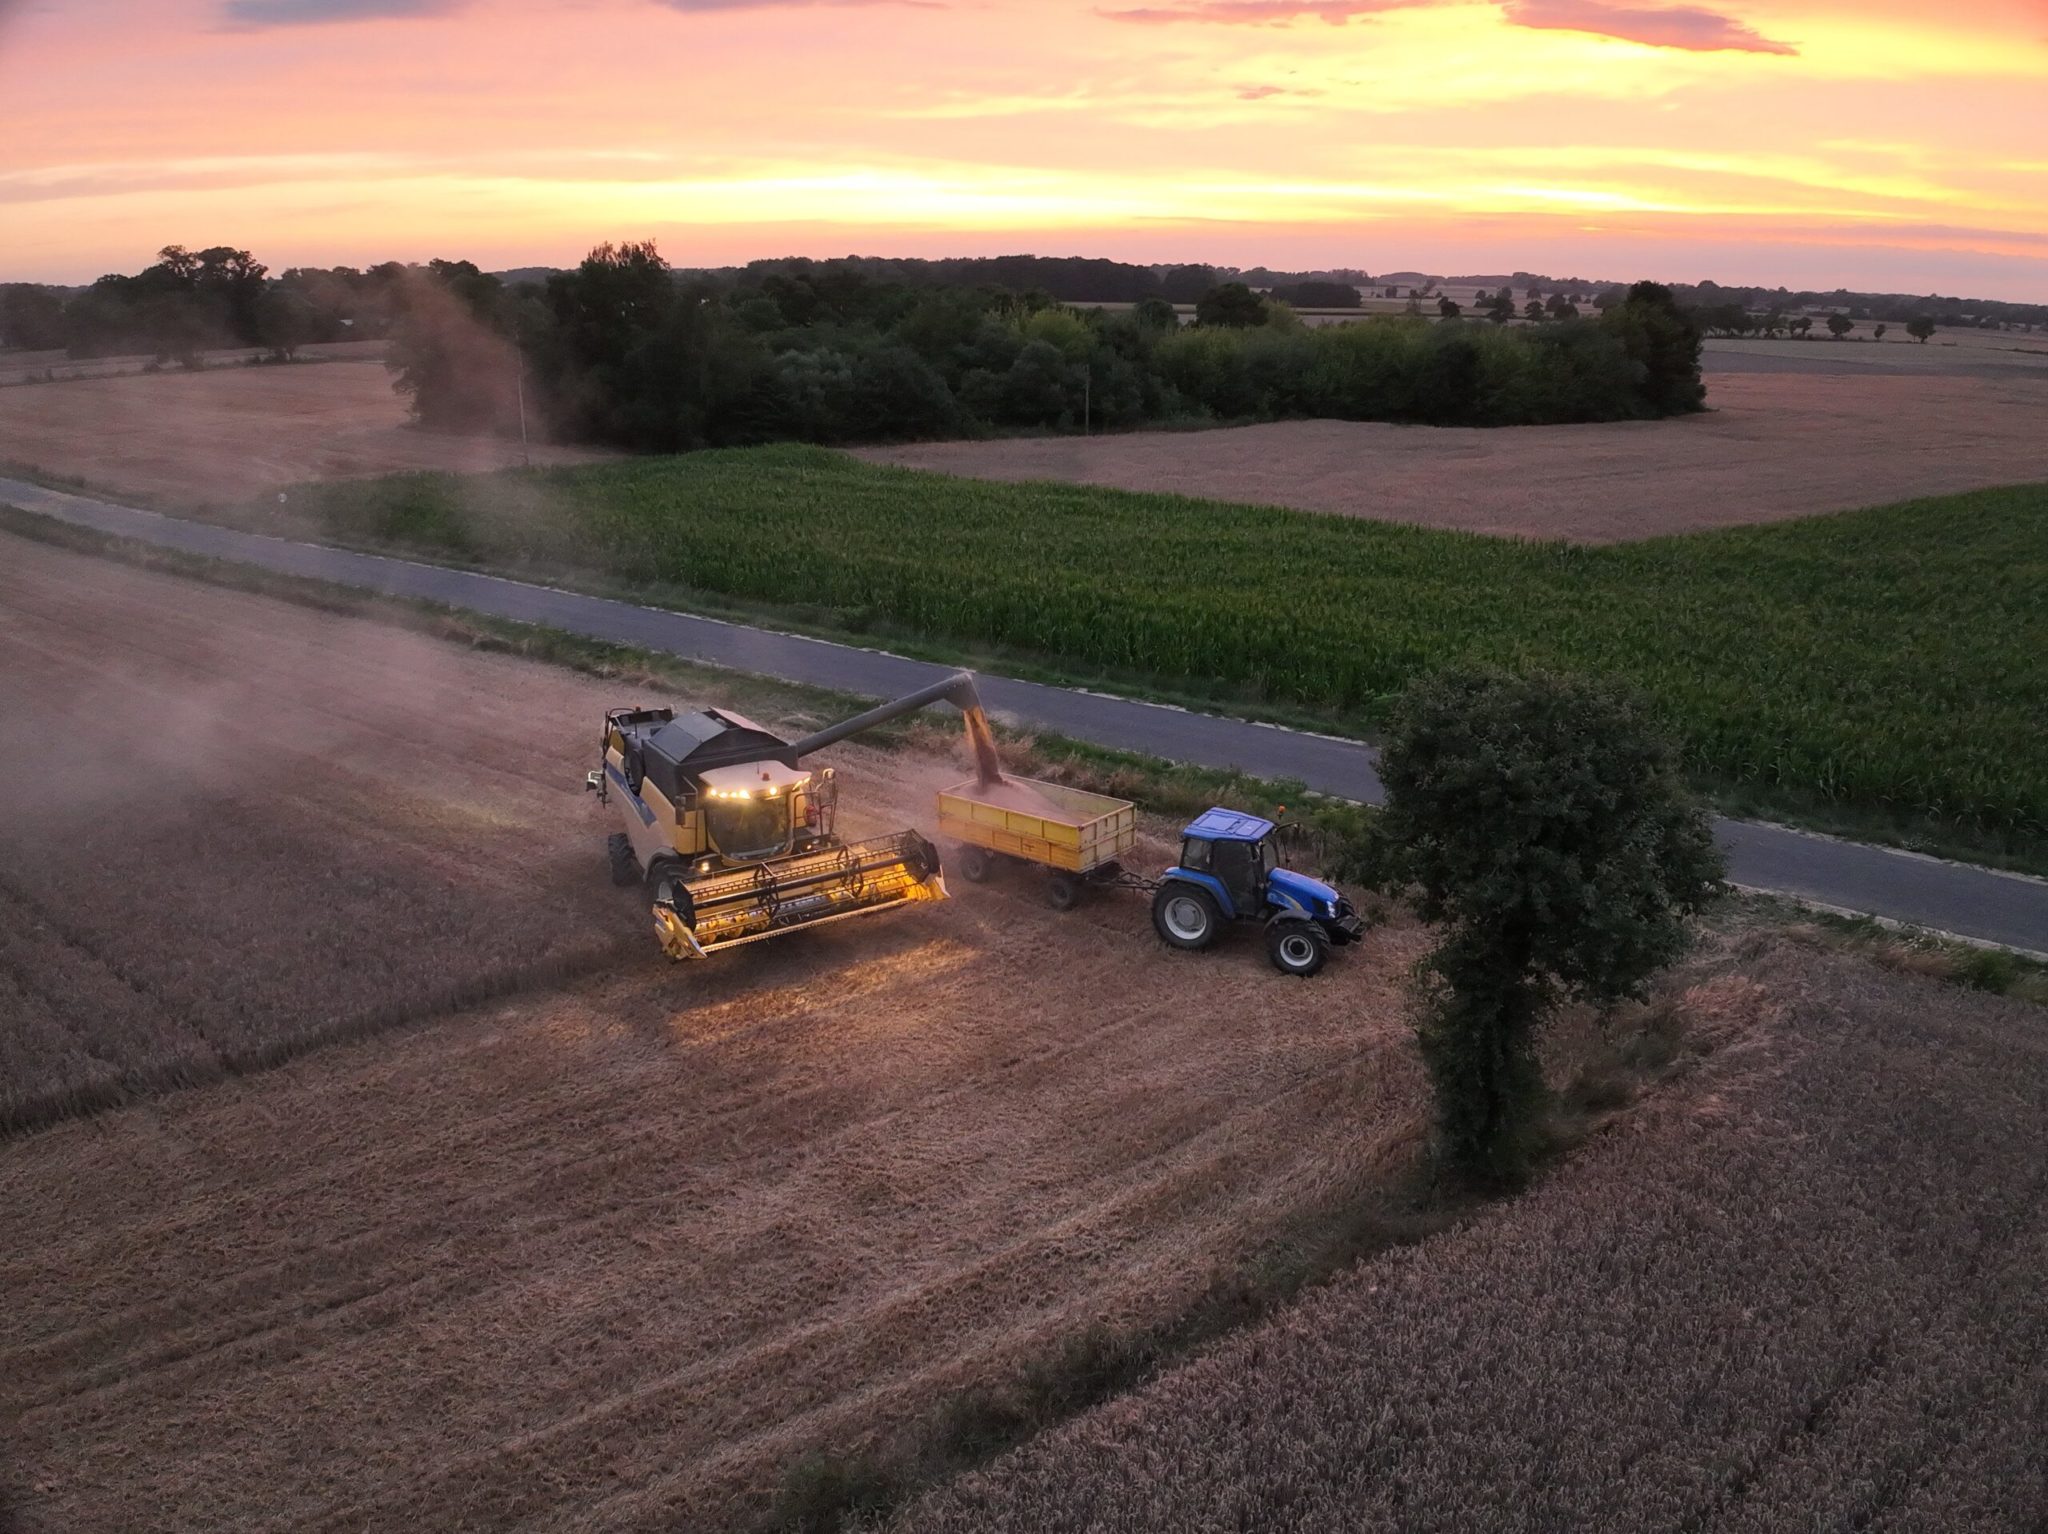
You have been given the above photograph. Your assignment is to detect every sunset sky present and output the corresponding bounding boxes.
[2,0,2044,297]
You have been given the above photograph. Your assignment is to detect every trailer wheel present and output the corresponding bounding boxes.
[607,832,638,887]
[1046,872,1082,911]
[956,844,994,883]
[1152,882,1222,951]
[1266,920,1328,977]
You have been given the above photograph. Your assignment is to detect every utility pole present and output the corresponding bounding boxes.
[515,359,530,466]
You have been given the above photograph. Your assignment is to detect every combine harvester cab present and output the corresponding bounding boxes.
[588,702,946,960]
[587,674,990,960]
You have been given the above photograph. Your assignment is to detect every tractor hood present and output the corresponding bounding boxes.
[1268,866,1341,915]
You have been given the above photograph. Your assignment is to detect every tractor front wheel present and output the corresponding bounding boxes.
[1266,920,1329,977]
[607,833,638,887]
[1152,883,1222,951]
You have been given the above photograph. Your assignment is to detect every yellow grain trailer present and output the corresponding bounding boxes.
[935,777,1138,909]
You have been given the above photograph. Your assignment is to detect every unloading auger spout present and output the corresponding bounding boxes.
[787,671,1004,788]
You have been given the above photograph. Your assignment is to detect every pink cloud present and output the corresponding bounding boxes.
[1502,0,1797,54]
[221,0,464,25]
[1102,1,1419,24]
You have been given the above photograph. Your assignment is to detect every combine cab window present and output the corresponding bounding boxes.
[707,795,794,861]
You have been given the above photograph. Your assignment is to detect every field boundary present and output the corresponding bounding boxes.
[4,485,2045,954]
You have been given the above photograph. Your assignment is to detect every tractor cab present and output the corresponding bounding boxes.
[1152,807,1364,976]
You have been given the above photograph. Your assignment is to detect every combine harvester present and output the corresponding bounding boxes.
[587,672,1000,960]
[590,668,1363,975]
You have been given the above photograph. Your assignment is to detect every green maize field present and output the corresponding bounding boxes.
[283,447,2048,846]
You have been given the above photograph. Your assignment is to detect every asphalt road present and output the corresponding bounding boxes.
[5,476,2044,954]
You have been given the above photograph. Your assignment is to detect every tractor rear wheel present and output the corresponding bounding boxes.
[956,844,994,883]
[607,833,638,887]
[1266,919,1328,977]
[1152,882,1222,951]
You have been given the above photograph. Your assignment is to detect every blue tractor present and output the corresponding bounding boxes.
[1150,808,1364,977]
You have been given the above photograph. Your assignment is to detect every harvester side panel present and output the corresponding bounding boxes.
[603,755,704,869]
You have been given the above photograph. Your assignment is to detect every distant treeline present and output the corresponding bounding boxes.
[391,243,1705,451]
[675,255,1381,309]
[1455,271,2045,332]
[0,247,411,361]
[1670,280,2044,333]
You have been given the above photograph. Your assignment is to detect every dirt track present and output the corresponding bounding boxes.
[0,534,1427,1531]
[857,369,2048,542]
[0,358,611,507]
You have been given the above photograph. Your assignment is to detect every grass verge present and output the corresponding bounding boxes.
[252,447,2047,873]
[1720,893,2048,1000]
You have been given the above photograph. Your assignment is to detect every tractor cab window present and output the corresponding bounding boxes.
[707,793,794,861]
[1179,837,1213,873]
[1210,837,1263,913]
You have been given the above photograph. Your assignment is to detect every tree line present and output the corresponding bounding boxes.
[388,242,1706,450]
[0,246,419,363]
[1687,303,1939,343]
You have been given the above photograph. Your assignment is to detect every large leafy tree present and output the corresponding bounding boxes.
[1194,281,1269,328]
[1373,669,1724,1186]
[0,284,67,350]
[1598,280,1705,415]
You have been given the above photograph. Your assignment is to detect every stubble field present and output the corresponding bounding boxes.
[0,533,1433,1531]
[0,356,612,507]
[858,366,2048,542]
[911,935,2048,1533]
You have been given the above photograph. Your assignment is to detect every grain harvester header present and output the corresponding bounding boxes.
[586,672,999,960]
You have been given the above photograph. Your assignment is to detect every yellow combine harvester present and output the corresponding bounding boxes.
[586,672,998,960]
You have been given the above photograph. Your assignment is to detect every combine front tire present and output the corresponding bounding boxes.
[607,833,638,887]
[1266,920,1328,977]
[645,856,685,901]
[1152,882,1222,951]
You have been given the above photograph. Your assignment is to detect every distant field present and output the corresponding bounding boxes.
[859,368,2048,541]
[277,449,2048,848]
[0,336,389,385]
[0,357,612,506]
